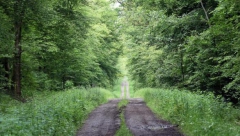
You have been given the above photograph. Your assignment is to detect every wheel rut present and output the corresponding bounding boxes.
[125,98,183,136]
[76,98,184,136]
[76,99,121,136]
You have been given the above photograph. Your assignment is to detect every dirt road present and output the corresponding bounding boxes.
[76,98,183,136]
[76,99,121,136]
[125,98,183,136]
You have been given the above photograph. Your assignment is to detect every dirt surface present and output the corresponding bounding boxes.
[125,98,183,136]
[76,99,121,136]
[76,98,184,136]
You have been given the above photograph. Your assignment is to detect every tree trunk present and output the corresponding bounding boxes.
[13,0,24,98]
[13,20,22,97]
[200,0,211,27]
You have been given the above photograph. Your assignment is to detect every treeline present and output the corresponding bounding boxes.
[0,0,121,98]
[118,0,240,104]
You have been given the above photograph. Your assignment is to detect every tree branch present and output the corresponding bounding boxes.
[200,0,211,27]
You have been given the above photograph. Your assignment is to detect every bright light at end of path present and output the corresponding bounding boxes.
[111,2,121,8]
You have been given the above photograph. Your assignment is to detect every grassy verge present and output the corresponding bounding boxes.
[134,88,240,136]
[0,88,113,136]
[98,88,116,100]
[115,99,132,136]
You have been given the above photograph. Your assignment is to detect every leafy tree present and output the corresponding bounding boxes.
[184,0,240,103]
[0,0,122,99]
[118,0,240,104]
[0,0,48,98]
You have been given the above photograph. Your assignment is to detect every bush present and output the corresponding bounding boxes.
[65,80,74,89]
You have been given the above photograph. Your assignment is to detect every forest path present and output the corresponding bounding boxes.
[76,98,183,136]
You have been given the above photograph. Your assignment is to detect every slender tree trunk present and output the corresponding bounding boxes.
[13,0,24,98]
[200,0,211,27]
[13,20,22,97]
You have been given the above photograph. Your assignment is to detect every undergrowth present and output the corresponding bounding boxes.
[134,88,240,136]
[0,88,112,136]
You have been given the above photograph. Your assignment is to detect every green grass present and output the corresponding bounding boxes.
[98,88,116,100]
[115,99,132,136]
[134,88,148,98]
[117,99,129,109]
[134,88,240,136]
[0,88,112,136]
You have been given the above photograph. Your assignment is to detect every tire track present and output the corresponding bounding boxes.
[125,98,183,136]
[76,99,121,136]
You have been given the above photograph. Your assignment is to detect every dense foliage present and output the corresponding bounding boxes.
[1,0,239,105]
[134,88,240,136]
[0,88,114,135]
[0,0,121,98]
[118,0,240,104]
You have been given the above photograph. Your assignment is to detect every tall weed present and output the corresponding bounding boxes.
[135,88,240,136]
[0,88,110,136]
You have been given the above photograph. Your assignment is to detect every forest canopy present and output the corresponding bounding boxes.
[0,0,122,98]
[118,0,240,104]
[0,0,240,105]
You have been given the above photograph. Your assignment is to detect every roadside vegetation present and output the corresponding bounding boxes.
[135,88,240,136]
[0,88,114,136]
